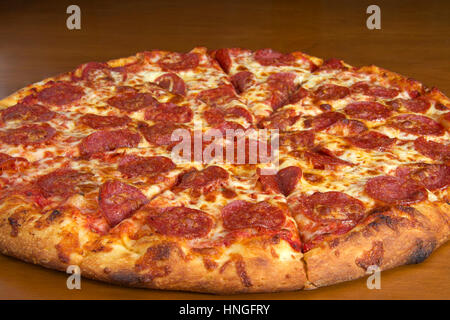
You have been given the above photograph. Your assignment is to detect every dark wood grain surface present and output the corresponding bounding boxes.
[0,0,449,299]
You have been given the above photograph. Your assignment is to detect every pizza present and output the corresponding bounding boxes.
[0,47,448,294]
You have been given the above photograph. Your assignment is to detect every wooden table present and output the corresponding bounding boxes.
[0,0,448,299]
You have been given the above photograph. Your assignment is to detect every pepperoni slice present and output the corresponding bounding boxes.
[317,58,347,71]
[144,103,193,123]
[395,163,450,191]
[37,169,92,198]
[350,82,370,95]
[225,106,253,123]
[80,113,131,129]
[259,166,302,196]
[435,103,449,111]
[214,48,232,73]
[231,71,255,94]
[414,137,450,161]
[314,84,350,100]
[118,155,175,178]
[344,101,392,121]
[222,200,286,231]
[99,180,148,227]
[254,49,294,66]
[303,173,324,184]
[110,60,143,81]
[0,124,56,145]
[138,122,185,147]
[267,72,301,110]
[259,109,300,131]
[214,121,245,135]
[76,62,109,79]
[158,52,200,71]
[364,175,428,205]
[292,191,365,226]
[289,86,309,105]
[37,82,84,106]
[351,82,399,99]
[367,86,399,99]
[304,112,346,131]
[389,114,444,136]
[154,73,186,96]
[319,103,332,111]
[345,131,396,151]
[280,131,315,148]
[267,72,296,85]
[390,98,431,113]
[0,153,28,171]
[197,85,237,107]
[74,62,116,86]
[303,147,353,170]
[204,107,225,126]
[323,119,367,137]
[176,166,229,192]
[0,153,15,166]
[78,129,141,157]
[204,107,251,127]
[2,104,56,123]
[107,91,158,112]
[146,206,213,239]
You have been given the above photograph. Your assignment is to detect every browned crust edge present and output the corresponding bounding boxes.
[0,55,139,110]
[0,196,306,294]
[303,201,450,289]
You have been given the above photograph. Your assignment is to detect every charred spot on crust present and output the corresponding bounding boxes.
[149,243,172,261]
[366,207,397,231]
[355,241,384,270]
[270,234,281,245]
[7,210,27,237]
[367,206,391,216]
[234,256,253,288]
[47,209,62,222]
[8,216,21,237]
[368,214,398,231]
[396,206,417,214]
[406,239,436,265]
[134,243,176,281]
[109,271,141,285]
[396,206,424,223]
[34,209,64,230]
[329,238,340,248]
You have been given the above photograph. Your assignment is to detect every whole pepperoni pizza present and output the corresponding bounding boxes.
[0,47,448,293]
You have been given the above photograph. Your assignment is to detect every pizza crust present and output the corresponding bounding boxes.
[303,201,449,289]
[0,195,82,272]
[0,195,306,294]
[3,194,446,293]
[81,244,306,294]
